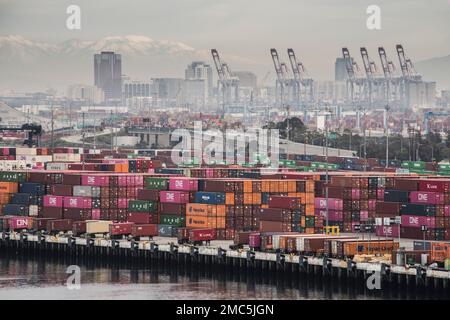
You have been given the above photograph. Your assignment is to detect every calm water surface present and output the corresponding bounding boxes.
[0,254,445,300]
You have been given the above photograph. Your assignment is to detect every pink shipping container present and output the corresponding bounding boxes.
[314,209,343,221]
[351,189,360,200]
[360,210,369,222]
[445,205,450,217]
[314,198,343,211]
[63,196,92,209]
[169,178,198,191]
[81,175,110,186]
[159,191,190,203]
[9,217,33,230]
[205,169,214,178]
[409,191,444,205]
[118,198,129,209]
[43,195,64,207]
[375,225,400,237]
[368,200,377,211]
[377,188,385,200]
[401,215,436,228]
[92,209,101,220]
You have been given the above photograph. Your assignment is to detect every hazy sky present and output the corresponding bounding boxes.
[1,0,449,80]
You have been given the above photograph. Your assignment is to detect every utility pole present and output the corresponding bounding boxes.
[110,110,113,153]
[50,103,54,150]
[82,112,85,171]
[385,104,390,168]
[325,107,330,229]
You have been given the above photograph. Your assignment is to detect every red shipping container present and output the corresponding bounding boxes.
[269,196,301,209]
[137,189,159,201]
[128,212,157,224]
[109,222,134,236]
[375,225,400,237]
[41,207,63,219]
[249,233,261,248]
[51,185,73,196]
[188,228,216,242]
[160,203,186,215]
[419,180,450,193]
[160,191,190,204]
[131,224,158,237]
[46,219,73,232]
[72,221,87,235]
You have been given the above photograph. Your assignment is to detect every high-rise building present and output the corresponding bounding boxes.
[335,57,352,82]
[185,61,213,103]
[94,52,122,101]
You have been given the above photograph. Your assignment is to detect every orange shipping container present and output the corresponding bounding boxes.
[0,193,11,205]
[0,182,18,194]
[243,181,253,193]
[252,193,261,205]
[225,193,235,205]
[287,181,296,193]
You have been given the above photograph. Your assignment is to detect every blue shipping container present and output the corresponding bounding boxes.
[19,182,45,195]
[157,224,176,237]
[2,204,28,216]
[194,192,226,204]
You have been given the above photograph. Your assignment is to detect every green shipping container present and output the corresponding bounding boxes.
[144,177,168,190]
[128,200,158,213]
[438,163,450,171]
[305,216,315,228]
[159,215,185,227]
[0,171,27,182]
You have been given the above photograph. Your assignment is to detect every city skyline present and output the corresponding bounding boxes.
[0,0,449,92]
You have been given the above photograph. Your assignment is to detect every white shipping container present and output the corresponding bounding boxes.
[86,220,112,234]
[295,234,331,252]
[29,205,39,216]
[0,160,29,171]
[16,155,53,163]
[53,153,81,162]
[15,147,37,156]
[73,186,100,198]
[46,163,70,171]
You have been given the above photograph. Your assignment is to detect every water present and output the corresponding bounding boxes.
[0,254,445,300]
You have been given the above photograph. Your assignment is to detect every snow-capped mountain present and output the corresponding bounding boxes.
[0,35,223,92]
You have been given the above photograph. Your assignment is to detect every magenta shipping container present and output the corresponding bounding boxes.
[409,191,444,205]
[118,198,129,209]
[249,233,261,248]
[401,215,436,228]
[314,198,343,211]
[169,178,198,191]
[81,175,110,186]
[368,200,376,211]
[9,217,33,230]
[375,225,400,237]
[63,196,92,209]
[43,195,64,207]
[92,209,101,220]
[314,209,343,221]
[351,189,360,200]
[159,191,190,203]
[418,180,450,193]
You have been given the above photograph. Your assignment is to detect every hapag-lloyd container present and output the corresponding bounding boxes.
[43,195,63,207]
[169,178,198,191]
[409,191,444,205]
[401,215,436,228]
[375,225,400,237]
[9,216,33,230]
[160,191,190,203]
[315,198,343,211]
[63,196,92,209]
[81,175,109,186]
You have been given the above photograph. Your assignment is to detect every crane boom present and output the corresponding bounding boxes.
[342,48,356,80]
[378,47,391,78]
[270,49,284,82]
[360,47,373,79]
[211,49,225,83]
[395,44,409,78]
[287,48,301,80]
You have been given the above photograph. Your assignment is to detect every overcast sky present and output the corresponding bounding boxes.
[1,0,449,80]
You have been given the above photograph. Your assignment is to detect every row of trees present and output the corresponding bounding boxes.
[264,117,450,162]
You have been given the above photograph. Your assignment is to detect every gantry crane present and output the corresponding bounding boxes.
[343,47,366,105]
[270,48,287,108]
[287,48,314,109]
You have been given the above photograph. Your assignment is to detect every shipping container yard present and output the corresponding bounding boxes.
[2,146,450,298]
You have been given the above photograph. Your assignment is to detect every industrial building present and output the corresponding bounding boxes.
[94,52,122,102]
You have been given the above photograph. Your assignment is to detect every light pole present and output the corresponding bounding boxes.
[324,106,330,230]
[385,105,390,168]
